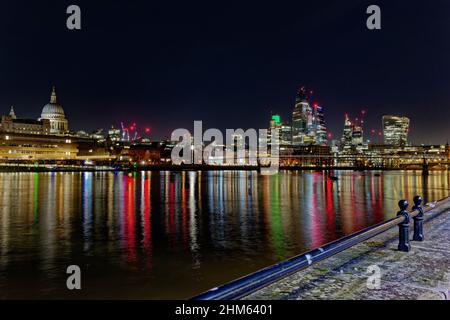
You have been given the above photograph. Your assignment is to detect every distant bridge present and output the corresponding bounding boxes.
[0,154,449,172]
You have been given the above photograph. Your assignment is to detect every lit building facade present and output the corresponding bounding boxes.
[1,106,51,135]
[0,132,78,160]
[352,125,364,146]
[292,87,313,146]
[1,87,70,136]
[339,114,367,154]
[341,114,353,148]
[266,114,293,155]
[313,103,327,146]
[382,115,410,146]
[291,87,328,146]
[268,114,282,145]
[280,123,292,146]
[108,126,121,142]
[0,132,112,161]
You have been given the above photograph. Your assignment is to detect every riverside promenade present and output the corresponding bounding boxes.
[245,199,450,300]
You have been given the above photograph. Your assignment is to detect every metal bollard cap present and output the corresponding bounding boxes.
[413,195,423,206]
[398,200,409,211]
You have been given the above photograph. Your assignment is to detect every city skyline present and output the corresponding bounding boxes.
[0,85,427,148]
[0,81,445,146]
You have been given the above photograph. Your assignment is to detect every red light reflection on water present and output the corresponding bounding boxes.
[142,175,153,269]
[124,175,137,262]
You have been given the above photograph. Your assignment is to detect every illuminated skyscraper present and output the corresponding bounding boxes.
[341,114,353,147]
[280,123,292,146]
[382,115,410,146]
[292,87,313,146]
[269,114,282,135]
[291,87,328,146]
[268,114,292,146]
[340,114,366,153]
[313,103,327,146]
[352,124,363,145]
[266,114,280,148]
[108,126,121,142]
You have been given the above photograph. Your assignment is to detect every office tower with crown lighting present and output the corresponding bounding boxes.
[292,87,327,146]
[292,87,313,146]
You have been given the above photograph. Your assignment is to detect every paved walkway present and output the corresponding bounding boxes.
[246,200,450,300]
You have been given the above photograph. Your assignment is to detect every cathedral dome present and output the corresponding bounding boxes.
[41,86,66,120]
[40,86,69,134]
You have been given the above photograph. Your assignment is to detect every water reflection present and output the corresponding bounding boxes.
[0,170,449,298]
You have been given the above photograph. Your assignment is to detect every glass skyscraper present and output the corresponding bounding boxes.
[291,87,327,146]
[313,103,327,146]
[382,115,410,146]
[268,114,292,146]
[292,87,313,146]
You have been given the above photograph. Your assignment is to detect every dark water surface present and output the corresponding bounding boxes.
[0,170,449,299]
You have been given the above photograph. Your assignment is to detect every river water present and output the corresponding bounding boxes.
[0,170,449,299]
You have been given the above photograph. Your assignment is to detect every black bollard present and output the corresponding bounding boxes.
[397,200,411,252]
[412,196,424,241]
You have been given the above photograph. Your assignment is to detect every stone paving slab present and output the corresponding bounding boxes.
[245,201,450,300]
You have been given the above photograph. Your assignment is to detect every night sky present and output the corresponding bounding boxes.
[0,0,449,144]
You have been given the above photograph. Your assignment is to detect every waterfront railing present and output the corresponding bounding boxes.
[192,195,449,300]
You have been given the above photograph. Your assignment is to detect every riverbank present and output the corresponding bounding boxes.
[245,199,450,300]
[0,164,444,172]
